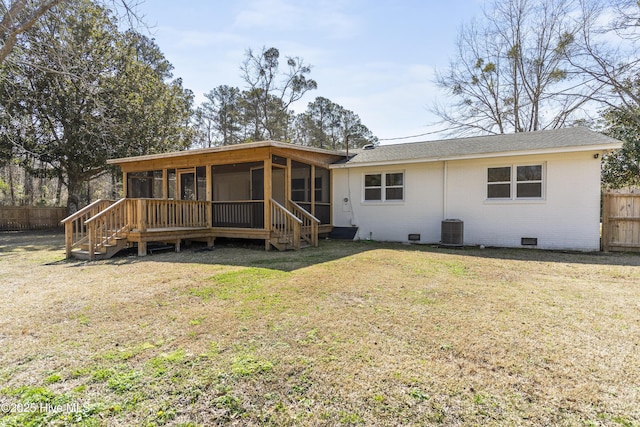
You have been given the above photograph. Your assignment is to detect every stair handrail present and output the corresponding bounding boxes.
[270,198,302,250]
[61,199,114,258]
[60,199,112,224]
[84,198,130,260]
[271,199,302,227]
[287,200,320,247]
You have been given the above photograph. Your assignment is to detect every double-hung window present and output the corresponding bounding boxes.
[487,164,543,200]
[516,165,543,198]
[364,172,404,202]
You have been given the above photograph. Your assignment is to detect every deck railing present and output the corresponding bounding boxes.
[84,198,130,259]
[288,200,320,247]
[135,199,209,230]
[63,197,319,258]
[271,199,302,250]
[61,199,114,258]
[212,200,264,229]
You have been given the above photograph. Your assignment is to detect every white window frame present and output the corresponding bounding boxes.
[363,171,405,203]
[486,163,545,201]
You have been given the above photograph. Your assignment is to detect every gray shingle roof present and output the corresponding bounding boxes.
[338,127,622,166]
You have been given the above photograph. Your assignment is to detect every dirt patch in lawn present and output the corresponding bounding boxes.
[1,231,639,426]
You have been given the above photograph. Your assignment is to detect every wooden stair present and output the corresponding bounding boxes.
[269,232,310,251]
[269,199,318,251]
[72,236,129,260]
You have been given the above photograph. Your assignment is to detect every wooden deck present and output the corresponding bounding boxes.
[126,226,270,256]
[61,198,328,260]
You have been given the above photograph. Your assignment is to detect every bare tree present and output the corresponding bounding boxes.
[432,0,600,136]
[565,0,640,125]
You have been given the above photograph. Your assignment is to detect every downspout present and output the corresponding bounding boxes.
[347,167,356,226]
[442,161,448,220]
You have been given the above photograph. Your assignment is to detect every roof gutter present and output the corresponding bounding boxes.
[328,143,622,169]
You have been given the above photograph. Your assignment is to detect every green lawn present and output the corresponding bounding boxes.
[0,231,639,426]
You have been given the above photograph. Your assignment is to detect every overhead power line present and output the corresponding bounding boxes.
[378,125,467,141]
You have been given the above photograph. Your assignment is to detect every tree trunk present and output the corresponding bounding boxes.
[23,163,33,205]
[66,177,82,215]
[8,165,16,205]
[111,172,118,199]
[55,175,63,206]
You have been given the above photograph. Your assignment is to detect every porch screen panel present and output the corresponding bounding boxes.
[153,171,163,197]
[167,169,176,199]
[196,166,207,201]
[315,167,331,224]
[128,171,162,198]
[211,162,264,228]
[291,161,312,213]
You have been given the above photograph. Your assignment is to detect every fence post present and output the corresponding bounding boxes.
[25,206,31,230]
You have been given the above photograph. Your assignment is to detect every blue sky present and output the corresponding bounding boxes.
[136,0,484,143]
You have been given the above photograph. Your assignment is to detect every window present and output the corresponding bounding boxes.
[516,165,542,198]
[487,167,511,199]
[364,174,382,200]
[291,178,308,202]
[487,164,543,200]
[364,172,404,202]
[385,173,404,200]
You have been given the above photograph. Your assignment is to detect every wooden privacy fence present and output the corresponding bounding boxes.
[602,192,640,252]
[0,206,67,231]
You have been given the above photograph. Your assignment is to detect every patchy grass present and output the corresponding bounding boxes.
[1,231,640,426]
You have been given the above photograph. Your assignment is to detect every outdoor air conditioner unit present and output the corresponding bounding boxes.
[441,219,464,247]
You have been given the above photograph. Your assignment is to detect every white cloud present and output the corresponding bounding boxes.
[232,0,361,40]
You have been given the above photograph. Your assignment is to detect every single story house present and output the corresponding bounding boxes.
[62,127,622,259]
[332,127,621,251]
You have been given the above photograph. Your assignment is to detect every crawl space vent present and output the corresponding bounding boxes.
[521,237,538,246]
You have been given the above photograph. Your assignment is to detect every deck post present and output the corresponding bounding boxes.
[88,222,95,260]
[264,157,273,251]
[206,166,213,227]
[122,172,128,198]
[64,222,72,258]
[162,169,168,199]
[311,165,316,218]
[285,158,292,202]
[137,199,147,232]
[138,241,147,256]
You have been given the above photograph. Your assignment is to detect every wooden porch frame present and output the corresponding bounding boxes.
[62,141,343,259]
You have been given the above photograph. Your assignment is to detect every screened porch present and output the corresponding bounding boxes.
[63,142,343,259]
